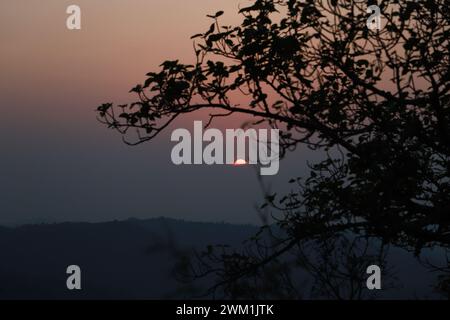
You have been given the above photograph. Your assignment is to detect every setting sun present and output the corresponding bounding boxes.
[234,159,248,166]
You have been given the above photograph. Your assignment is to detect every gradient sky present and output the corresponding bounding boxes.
[0,0,316,226]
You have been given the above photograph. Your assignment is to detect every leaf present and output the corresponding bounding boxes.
[207,11,224,19]
[205,23,215,36]
[190,33,203,39]
[208,33,224,42]
[239,5,256,13]
[143,78,153,88]
[129,85,142,93]
[265,193,276,203]
[97,103,112,112]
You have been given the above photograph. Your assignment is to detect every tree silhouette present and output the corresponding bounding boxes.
[97,0,450,298]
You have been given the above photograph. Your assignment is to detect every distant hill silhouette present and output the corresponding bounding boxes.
[0,218,442,299]
[0,218,257,299]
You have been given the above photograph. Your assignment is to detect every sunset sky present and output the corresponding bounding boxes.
[0,0,314,225]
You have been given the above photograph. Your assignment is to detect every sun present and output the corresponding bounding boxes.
[233,159,248,166]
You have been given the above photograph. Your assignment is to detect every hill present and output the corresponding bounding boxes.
[0,218,441,299]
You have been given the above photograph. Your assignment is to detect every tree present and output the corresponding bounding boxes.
[97,0,450,298]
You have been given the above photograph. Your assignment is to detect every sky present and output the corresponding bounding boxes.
[0,0,316,226]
